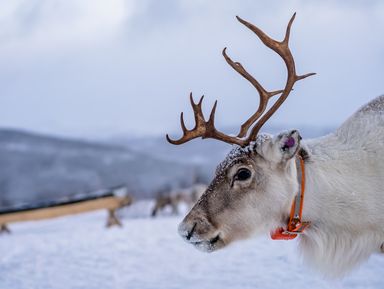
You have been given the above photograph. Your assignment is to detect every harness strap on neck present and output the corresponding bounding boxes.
[271,155,311,240]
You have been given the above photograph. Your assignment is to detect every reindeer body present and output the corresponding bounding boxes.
[299,95,384,276]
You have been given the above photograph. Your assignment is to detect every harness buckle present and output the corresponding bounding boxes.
[288,218,311,234]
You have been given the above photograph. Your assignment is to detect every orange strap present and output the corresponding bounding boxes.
[271,155,311,240]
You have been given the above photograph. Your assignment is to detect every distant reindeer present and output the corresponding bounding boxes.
[166,13,384,277]
[151,185,206,217]
[151,194,180,217]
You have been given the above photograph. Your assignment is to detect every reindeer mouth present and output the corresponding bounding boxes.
[190,234,223,252]
[178,219,225,252]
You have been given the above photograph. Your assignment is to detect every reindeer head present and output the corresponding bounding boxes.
[166,14,314,252]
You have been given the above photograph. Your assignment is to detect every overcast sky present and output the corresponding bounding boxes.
[0,0,383,139]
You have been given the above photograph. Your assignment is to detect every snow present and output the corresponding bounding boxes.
[1,210,383,289]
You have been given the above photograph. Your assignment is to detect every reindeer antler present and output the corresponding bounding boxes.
[166,13,315,147]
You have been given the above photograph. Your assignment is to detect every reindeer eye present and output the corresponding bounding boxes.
[235,168,252,181]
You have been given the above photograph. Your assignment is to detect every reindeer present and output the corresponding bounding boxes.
[166,13,384,277]
[151,194,180,217]
[151,185,206,217]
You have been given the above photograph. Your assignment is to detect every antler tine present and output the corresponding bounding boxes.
[235,13,316,144]
[180,112,187,133]
[282,12,296,45]
[190,93,205,129]
[206,100,217,128]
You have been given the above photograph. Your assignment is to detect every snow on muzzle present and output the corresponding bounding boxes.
[178,213,225,252]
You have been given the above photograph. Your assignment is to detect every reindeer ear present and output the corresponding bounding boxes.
[275,130,302,161]
[254,130,301,163]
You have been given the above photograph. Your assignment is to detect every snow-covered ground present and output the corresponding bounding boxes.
[1,210,383,289]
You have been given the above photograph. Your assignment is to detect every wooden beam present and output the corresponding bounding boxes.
[0,196,131,224]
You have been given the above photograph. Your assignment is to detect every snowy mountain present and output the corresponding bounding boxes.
[0,129,197,210]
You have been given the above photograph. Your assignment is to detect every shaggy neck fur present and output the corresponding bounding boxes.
[298,96,384,277]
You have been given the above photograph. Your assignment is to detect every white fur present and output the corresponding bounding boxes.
[298,95,384,277]
[179,96,384,277]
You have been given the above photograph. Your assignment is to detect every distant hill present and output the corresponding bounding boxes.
[0,129,197,210]
[0,125,334,211]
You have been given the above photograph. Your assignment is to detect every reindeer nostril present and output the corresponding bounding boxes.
[210,234,220,245]
[186,223,197,240]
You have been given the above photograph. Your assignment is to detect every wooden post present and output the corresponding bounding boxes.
[106,209,122,228]
[0,224,10,234]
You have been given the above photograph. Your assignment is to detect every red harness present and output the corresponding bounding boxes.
[271,155,311,240]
